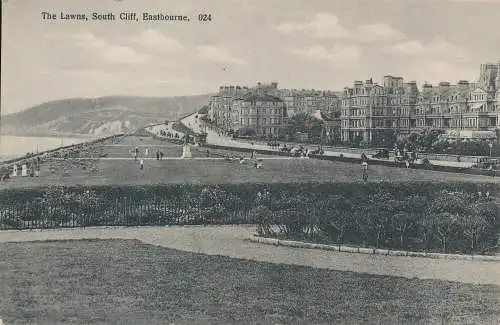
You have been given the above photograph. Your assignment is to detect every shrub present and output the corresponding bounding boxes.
[0,182,499,255]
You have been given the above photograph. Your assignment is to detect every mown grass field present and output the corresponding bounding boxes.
[1,154,499,189]
[1,135,499,189]
[0,239,498,325]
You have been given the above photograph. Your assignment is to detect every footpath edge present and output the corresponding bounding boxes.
[248,236,500,262]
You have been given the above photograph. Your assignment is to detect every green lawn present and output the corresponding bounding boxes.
[1,154,499,189]
[0,239,498,325]
[1,135,499,189]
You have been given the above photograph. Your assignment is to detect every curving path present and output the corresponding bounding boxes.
[1,225,498,286]
[181,114,475,168]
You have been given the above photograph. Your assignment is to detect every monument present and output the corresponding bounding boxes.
[182,144,192,158]
[181,135,192,158]
[21,164,28,177]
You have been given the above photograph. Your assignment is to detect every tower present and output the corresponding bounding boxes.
[478,63,498,92]
[496,60,500,90]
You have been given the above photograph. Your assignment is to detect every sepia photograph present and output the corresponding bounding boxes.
[0,0,499,324]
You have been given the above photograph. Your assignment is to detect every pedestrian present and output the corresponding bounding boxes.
[140,159,144,170]
[156,150,160,160]
[361,161,368,182]
[405,160,410,168]
[145,148,149,157]
[134,152,137,161]
[160,151,164,160]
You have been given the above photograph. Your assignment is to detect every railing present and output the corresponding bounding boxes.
[1,183,498,256]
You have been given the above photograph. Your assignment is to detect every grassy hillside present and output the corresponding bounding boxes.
[1,94,212,137]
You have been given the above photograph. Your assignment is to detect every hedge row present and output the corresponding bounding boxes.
[0,182,499,254]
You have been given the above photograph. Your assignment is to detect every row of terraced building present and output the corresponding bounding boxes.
[207,61,500,144]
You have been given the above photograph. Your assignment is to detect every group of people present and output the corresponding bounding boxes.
[131,146,168,171]
[1,157,42,181]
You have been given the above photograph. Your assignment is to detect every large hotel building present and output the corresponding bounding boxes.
[208,82,340,137]
[341,61,500,144]
[207,61,500,144]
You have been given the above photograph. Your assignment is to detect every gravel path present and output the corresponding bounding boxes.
[1,225,498,286]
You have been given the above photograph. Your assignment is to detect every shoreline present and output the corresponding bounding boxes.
[1,132,101,139]
[0,133,124,165]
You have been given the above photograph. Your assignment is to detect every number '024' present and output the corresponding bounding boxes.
[198,14,212,22]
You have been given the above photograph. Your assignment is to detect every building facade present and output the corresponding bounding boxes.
[282,89,340,117]
[209,82,341,135]
[341,61,500,145]
[232,91,286,136]
[341,77,416,145]
[208,85,249,131]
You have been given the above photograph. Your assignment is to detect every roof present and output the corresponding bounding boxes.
[235,92,283,102]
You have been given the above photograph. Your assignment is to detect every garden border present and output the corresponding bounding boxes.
[248,236,500,262]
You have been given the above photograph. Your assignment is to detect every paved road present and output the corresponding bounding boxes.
[181,114,475,168]
[1,226,498,286]
[146,122,184,139]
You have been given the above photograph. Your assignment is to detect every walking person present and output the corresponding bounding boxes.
[140,159,144,170]
[145,148,149,157]
[156,150,160,160]
[361,161,368,182]
[160,151,164,160]
[405,160,410,169]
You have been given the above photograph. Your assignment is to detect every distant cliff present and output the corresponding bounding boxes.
[1,94,212,137]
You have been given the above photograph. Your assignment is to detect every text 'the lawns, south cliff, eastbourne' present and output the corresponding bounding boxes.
[41,11,213,23]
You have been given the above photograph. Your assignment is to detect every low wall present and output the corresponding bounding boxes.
[249,236,500,262]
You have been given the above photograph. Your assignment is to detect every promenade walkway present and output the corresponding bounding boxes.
[1,225,498,286]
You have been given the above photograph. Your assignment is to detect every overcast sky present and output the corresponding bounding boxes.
[1,0,499,115]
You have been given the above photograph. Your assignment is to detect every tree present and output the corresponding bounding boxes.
[426,191,472,252]
[459,199,500,253]
[390,195,426,249]
[252,189,274,236]
[283,113,324,143]
[433,212,459,253]
[273,192,314,238]
[356,192,395,248]
[391,212,414,250]
[395,128,445,152]
[317,195,353,246]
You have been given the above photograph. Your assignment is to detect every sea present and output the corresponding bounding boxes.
[0,135,94,161]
